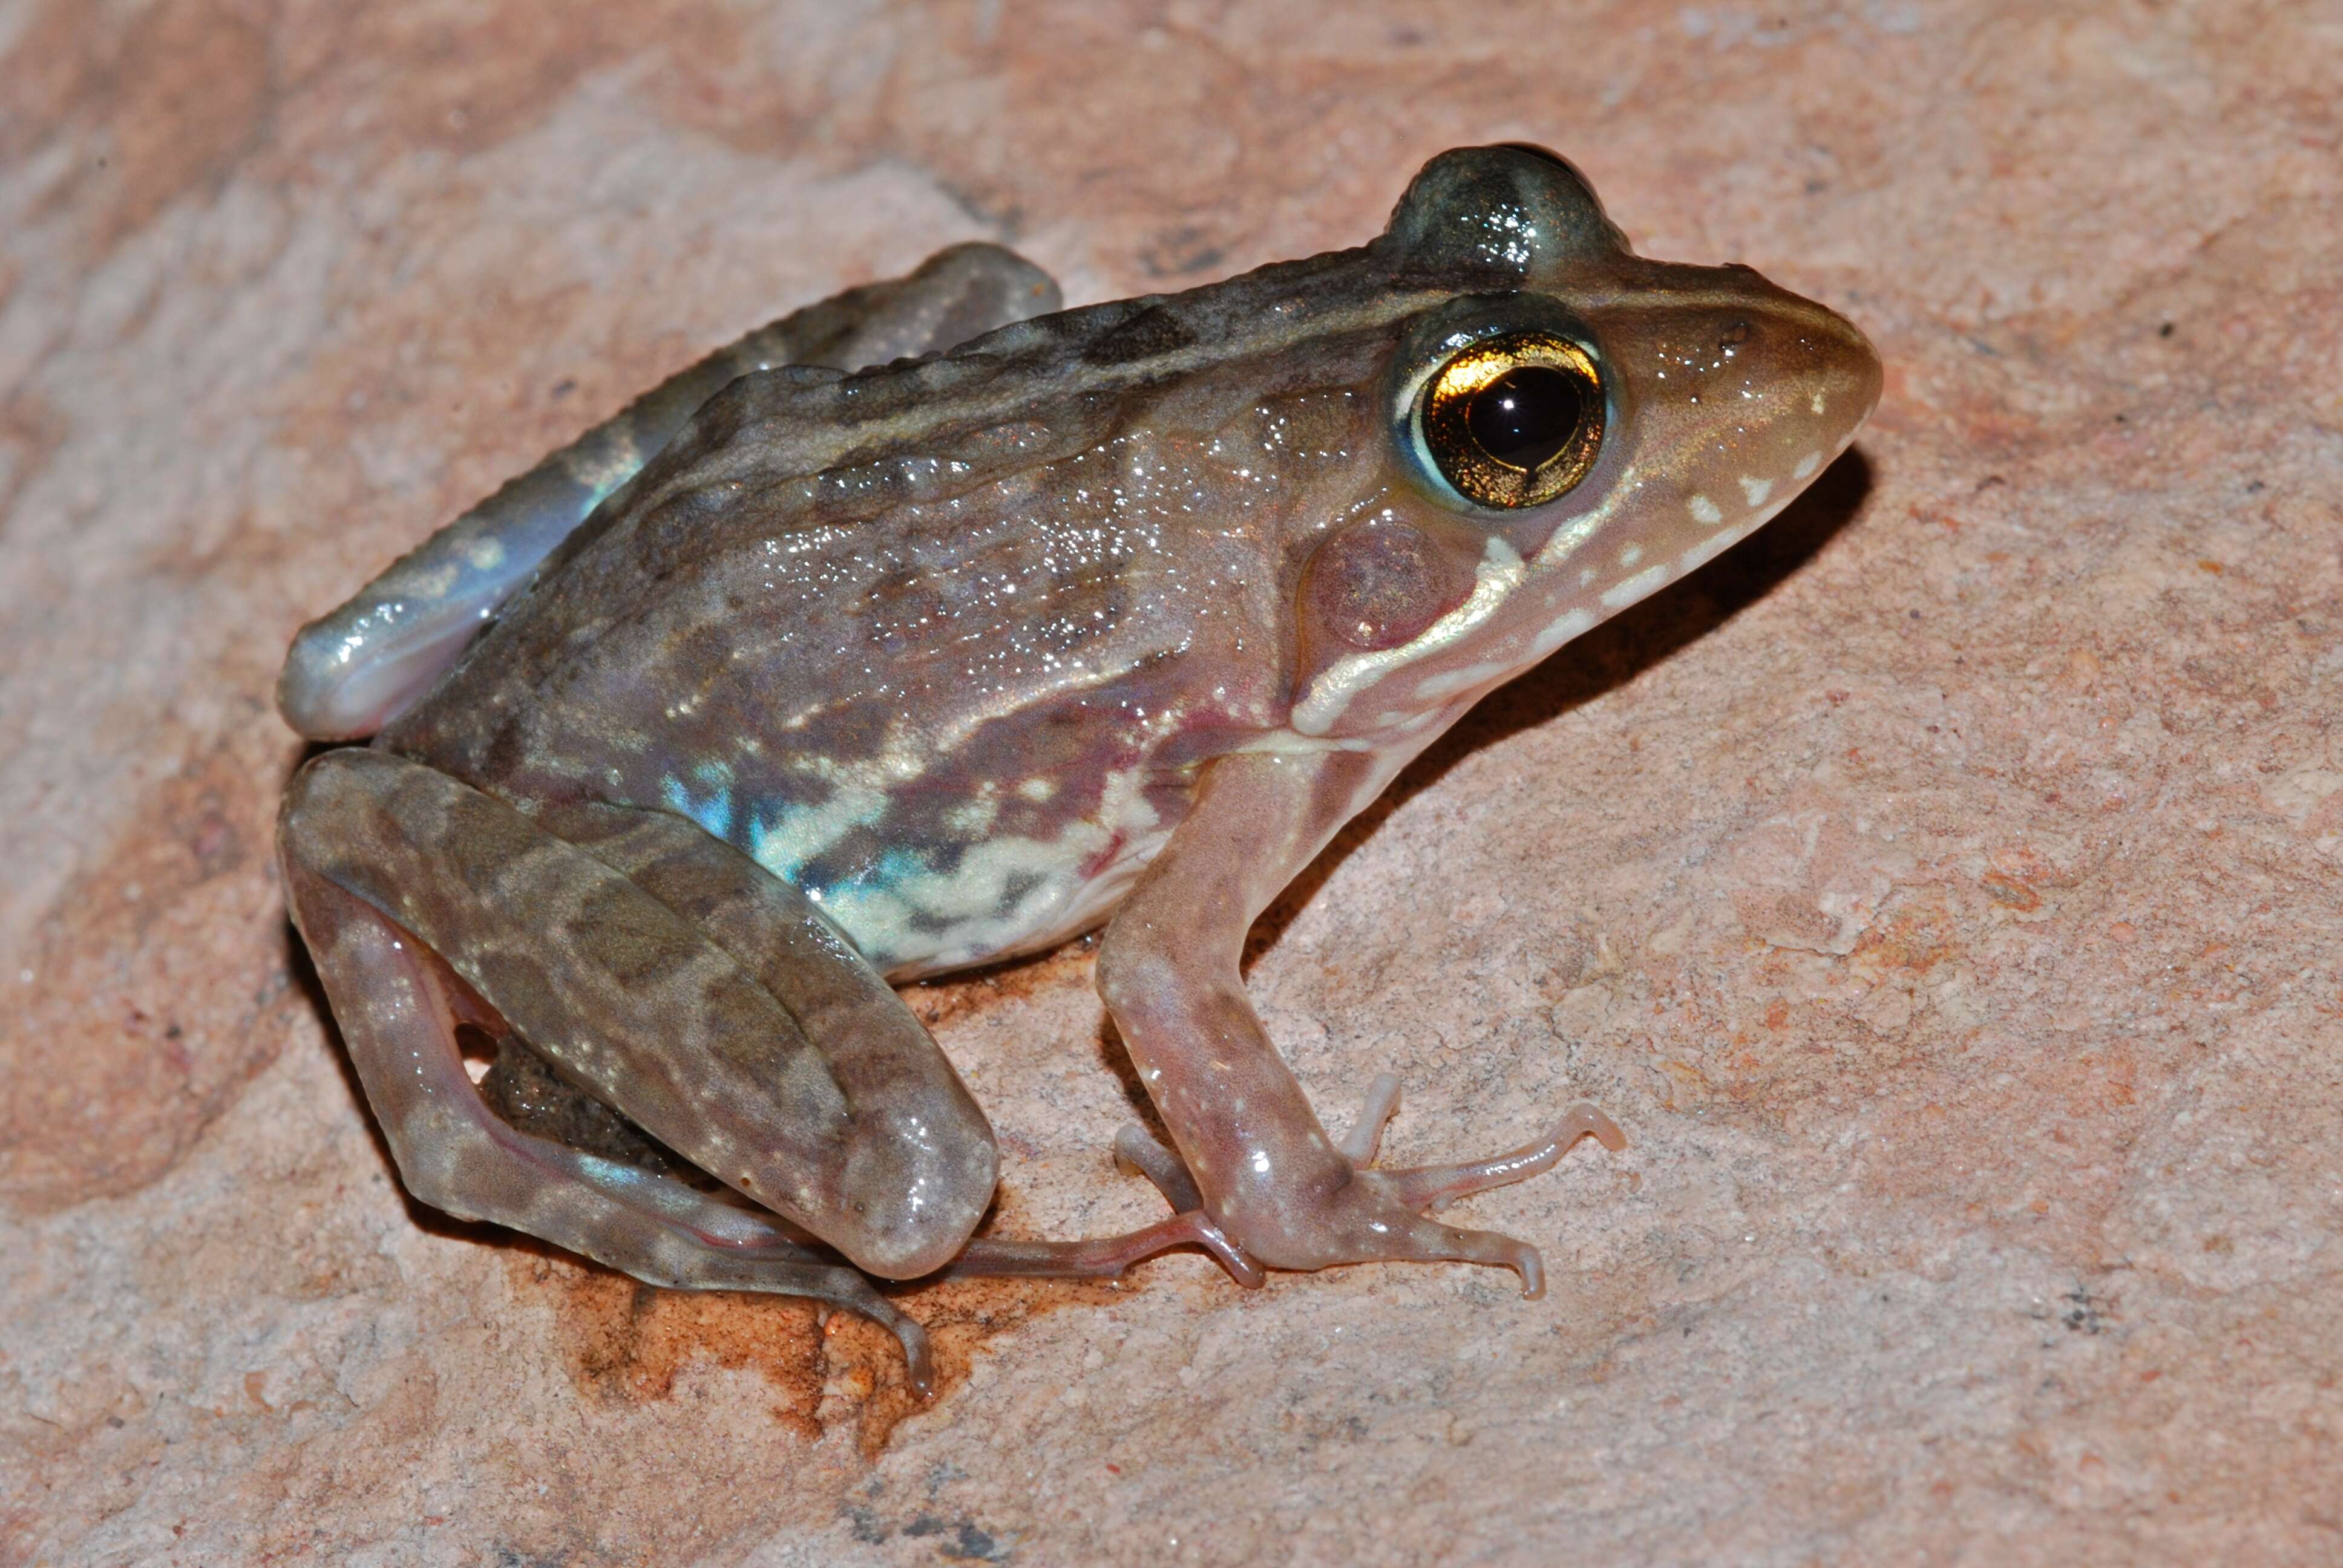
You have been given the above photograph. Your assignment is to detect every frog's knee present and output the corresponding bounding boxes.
[828,1108,998,1280]
[278,599,478,742]
[278,747,380,860]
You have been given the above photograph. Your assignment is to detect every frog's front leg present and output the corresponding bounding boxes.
[278,749,1006,1387]
[1095,750,1624,1292]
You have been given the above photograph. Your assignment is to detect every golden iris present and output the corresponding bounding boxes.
[1419,332,1604,509]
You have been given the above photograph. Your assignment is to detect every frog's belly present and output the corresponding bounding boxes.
[656,766,1184,982]
[830,815,1176,982]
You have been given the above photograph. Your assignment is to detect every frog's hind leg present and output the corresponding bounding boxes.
[277,243,1061,741]
[280,748,1011,1391]
[1114,1123,1203,1212]
[943,1211,1263,1288]
[278,826,940,1390]
[530,795,1263,1292]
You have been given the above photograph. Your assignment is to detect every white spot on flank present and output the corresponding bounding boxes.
[942,795,1000,837]
[1618,543,1643,568]
[1810,390,1828,415]
[1601,563,1671,609]
[1793,449,1823,479]
[748,782,888,880]
[1689,494,1725,526]
[1740,476,1774,508]
[836,769,1177,981]
[1017,776,1056,802]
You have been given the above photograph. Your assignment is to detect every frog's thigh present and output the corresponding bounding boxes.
[280,852,946,1384]
[280,749,994,1281]
[277,244,1060,742]
[525,792,1004,1259]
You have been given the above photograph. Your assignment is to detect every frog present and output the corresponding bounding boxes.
[276,146,1881,1393]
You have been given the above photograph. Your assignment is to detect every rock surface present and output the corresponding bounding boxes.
[4,2,2338,1563]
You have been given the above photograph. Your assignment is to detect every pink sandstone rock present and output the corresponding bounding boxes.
[3,3,2338,1563]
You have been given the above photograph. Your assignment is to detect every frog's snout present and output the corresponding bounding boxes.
[1645,278,1881,515]
[1701,278,1882,463]
[1791,298,1886,450]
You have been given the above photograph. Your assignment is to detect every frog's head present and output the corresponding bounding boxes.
[1292,145,1880,736]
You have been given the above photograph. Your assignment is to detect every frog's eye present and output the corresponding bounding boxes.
[1417,332,1604,509]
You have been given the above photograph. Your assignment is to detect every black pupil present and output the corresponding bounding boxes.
[1465,365,1584,471]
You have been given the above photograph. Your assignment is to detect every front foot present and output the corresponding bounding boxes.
[1129,1077,1625,1298]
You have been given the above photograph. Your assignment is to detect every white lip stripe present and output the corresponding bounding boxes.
[1530,606,1595,656]
[1600,563,1670,609]
[1679,524,1745,577]
[1291,537,1525,735]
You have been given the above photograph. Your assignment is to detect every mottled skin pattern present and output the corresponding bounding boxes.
[278,148,1881,1391]
[278,244,1063,742]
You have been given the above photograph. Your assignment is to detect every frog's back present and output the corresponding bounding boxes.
[385,268,1406,975]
